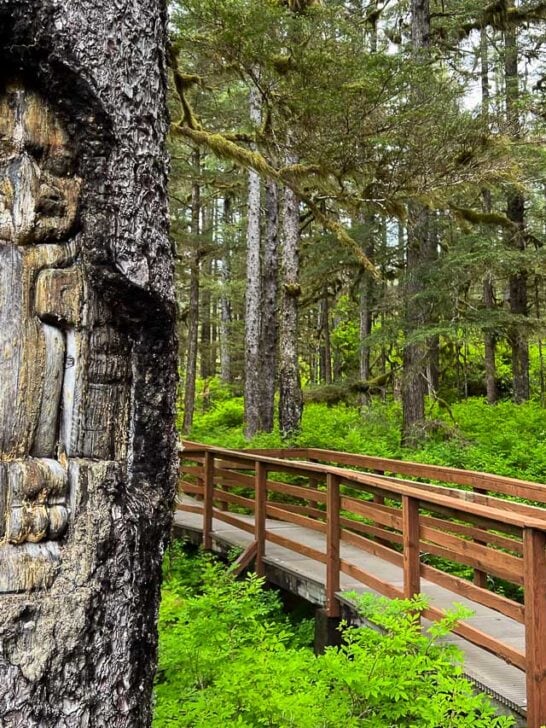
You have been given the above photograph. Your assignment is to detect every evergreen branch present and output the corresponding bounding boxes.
[173,123,377,276]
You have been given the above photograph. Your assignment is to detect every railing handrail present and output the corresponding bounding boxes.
[180,441,546,532]
[178,440,546,725]
[203,443,546,504]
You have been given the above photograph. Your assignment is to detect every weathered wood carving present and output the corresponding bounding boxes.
[0,2,175,723]
[0,85,130,592]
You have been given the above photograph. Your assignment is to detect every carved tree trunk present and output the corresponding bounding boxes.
[0,2,177,727]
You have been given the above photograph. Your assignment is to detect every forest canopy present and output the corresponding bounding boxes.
[168,0,546,445]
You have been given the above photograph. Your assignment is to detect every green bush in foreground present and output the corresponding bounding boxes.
[154,548,514,728]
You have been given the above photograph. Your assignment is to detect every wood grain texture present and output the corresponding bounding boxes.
[0,2,176,725]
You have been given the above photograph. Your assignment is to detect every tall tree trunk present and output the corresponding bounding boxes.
[219,196,233,384]
[319,296,333,385]
[244,81,263,438]
[402,207,428,446]
[0,3,176,726]
[359,213,375,401]
[484,274,498,404]
[505,4,529,403]
[182,150,201,434]
[401,0,430,447]
[279,168,303,438]
[200,254,212,380]
[481,27,498,405]
[260,179,280,432]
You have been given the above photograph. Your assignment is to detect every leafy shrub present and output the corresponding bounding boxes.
[154,548,514,728]
[184,395,546,482]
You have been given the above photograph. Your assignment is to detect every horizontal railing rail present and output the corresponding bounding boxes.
[178,440,546,727]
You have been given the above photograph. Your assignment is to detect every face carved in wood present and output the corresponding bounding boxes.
[0,87,80,246]
[0,86,83,592]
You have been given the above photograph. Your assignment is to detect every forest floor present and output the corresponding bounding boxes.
[183,390,546,483]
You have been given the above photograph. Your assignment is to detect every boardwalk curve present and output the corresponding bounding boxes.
[177,441,546,726]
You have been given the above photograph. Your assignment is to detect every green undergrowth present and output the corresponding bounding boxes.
[153,545,514,728]
[183,384,546,483]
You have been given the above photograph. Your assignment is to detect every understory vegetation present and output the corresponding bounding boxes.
[182,385,546,483]
[153,545,514,728]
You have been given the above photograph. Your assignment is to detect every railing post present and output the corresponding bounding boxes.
[524,527,546,728]
[472,486,488,588]
[203,451,214,550]
[255,462,267,577]
[326,473,341,618]
[402,495,420,600]
[308,458,320,513]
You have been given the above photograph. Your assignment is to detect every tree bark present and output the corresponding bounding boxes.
[244,81,263,438]
[260,179,279,432]
[279,167,303,438]
[219,196,233,384]
[0,2,177,726]
[401,0,431,447]
[505,4,529,403]
[481,28,498,405]
[182,150,201,433]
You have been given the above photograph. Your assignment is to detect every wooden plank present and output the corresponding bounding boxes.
[326,474,341,618]
[178,483,203,496]
[272,501,324,520]
[181,443,546,530]
[203,452,214,550]
[176,503,203,515]
[267,480,327,504]
[341,527,403,568]
[340,560,405,600]
[212,488,255,510]
[420,563,525,624]
[341,493,524,553]
[303,447,546,504]
[266,530,327,564]
[524,528,546,728]
[340,517,403,548]
[265,504,327,534]
[230,541,258,577]
[403,496,421,600]
[419,523,524,585]
[422,603,526,672]
[341,526,525,623]
[212,509,255,535]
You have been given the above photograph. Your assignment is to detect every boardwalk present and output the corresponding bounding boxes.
[177,442,546,727]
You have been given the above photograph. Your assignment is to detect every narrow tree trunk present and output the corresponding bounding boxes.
[0,2,176,725]
[401,0,430,446]
[260,179,280,432]
[200,254,212,381]
[279,167,303,438]
[182,150,201,433]
[319,296,333,385]
[220,196,233,384]
[481,28,498,405]
[359,213,375,402]
[484,274,498,404]
[505,6,529,403]
[244,82,263,438]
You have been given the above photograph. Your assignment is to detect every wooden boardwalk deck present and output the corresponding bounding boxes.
[174,504,526,719]
[177,442,546,725]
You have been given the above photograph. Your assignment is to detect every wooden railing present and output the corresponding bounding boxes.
[178,441,546,728]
